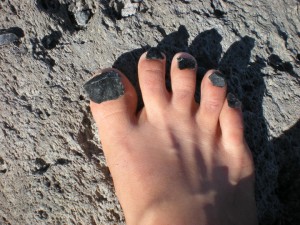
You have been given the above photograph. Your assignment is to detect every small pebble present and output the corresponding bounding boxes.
[68,3,93,28]
[0,33,19,46]
[111,0,140,18]
[121,3,139,17]
[73,9,92,27]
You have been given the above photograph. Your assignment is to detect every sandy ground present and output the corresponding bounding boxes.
[0,0,299,224]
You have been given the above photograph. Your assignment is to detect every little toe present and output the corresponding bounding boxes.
[138,48,170,120]
[219,93,255,180]
[170,53,197,114]
[84,69,137,146]
[197,70,227,138]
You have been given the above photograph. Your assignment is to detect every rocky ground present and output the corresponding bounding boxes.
[0,0,299,224]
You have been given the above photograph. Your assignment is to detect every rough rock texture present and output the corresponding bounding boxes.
[0,0,299,224]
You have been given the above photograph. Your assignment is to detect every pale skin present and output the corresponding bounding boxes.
[89,51,258,225]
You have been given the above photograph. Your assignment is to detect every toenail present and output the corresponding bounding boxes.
[146,47,164,60]
[209,72,226,87]
[227,92,242,108]
[177,57,196,70]
[83,70,125,104]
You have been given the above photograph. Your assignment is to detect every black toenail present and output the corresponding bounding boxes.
[208,72,226,87]
[227,93,241,108]
[146,47,164,60]
[83,70,125,104]
[177,57,196,70]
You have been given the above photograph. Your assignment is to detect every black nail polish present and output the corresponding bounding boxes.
[209,72,226,87]
[83,70,125,104]
[227,93,241,108]
[177,57,196,70]
[146,47,164,60]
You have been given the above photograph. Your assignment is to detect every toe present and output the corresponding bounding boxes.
[219,93,244,148]
[219,93,254,179]
[197,70,227,139]
[138,48,170,120]
[170,53,197,114]
[84,69,137,145]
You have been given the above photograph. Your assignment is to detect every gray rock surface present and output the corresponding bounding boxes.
[0,0,299,224]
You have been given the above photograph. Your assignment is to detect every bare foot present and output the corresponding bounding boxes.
[84,49,258,225]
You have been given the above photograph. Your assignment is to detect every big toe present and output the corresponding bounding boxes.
[84,69,137,148]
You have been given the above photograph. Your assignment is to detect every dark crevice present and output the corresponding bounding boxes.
[77,111,102,160]
[37,0,60,13]
[33,158,50,175]
[211,0,226,18]
[41,31,62,50]
[55,158,71,166]
[0,156,7,174]
[36,210,49,220]
[30,38,56,69]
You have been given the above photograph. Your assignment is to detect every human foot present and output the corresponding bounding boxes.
[84,49,258,225]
